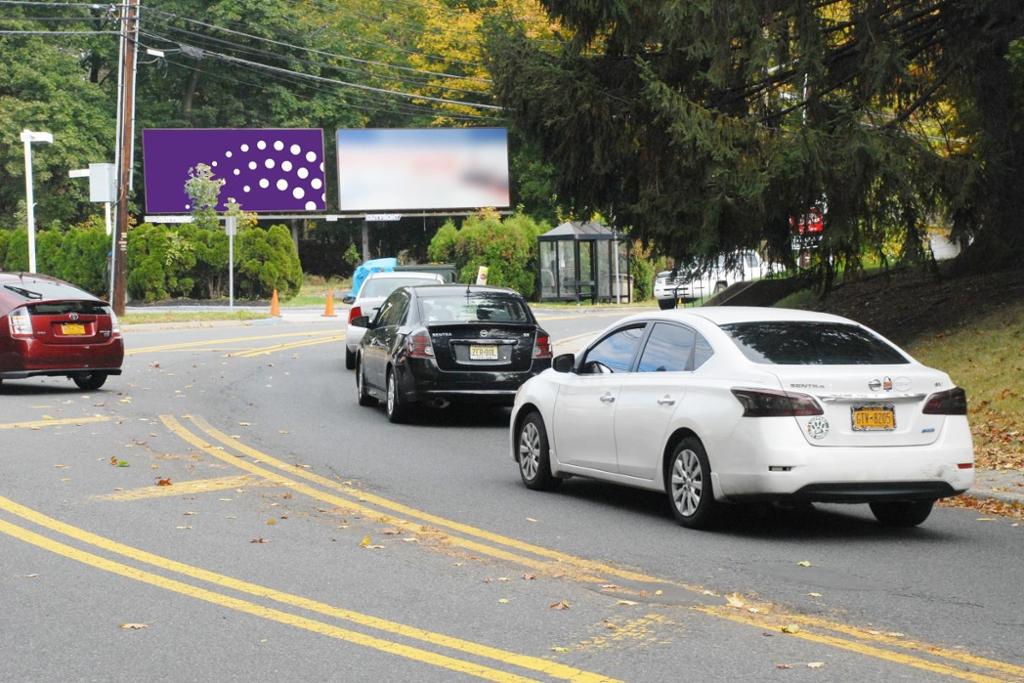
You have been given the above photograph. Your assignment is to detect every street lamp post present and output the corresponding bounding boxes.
[20,129,53,273]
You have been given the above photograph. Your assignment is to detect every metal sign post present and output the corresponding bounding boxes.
[225,215,237,309]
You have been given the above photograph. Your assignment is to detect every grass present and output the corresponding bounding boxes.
[283,275,352,308]
[907,301,1024,471]
[122,311,271,325]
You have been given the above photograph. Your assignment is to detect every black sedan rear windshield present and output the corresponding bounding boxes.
[418,294,531,323]
[720,321,909,365]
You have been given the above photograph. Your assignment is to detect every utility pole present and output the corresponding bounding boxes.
[112,0,140,315]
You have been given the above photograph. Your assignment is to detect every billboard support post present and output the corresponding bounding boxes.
[362,222,370,261]
[225,215,237,309]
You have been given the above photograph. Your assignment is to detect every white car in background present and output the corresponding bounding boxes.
[654,250,773,309]
[345,271,445,369]
[510,307,973,529]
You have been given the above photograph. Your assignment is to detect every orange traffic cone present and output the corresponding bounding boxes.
[322,289,337,317]
[270,289,281,317]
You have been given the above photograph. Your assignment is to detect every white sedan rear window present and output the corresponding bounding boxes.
[721,322,908,365]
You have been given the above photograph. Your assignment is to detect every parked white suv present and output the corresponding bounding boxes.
[344,271,445,369]
[654,251,772,310]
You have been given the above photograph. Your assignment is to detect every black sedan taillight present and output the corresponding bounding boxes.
[406,330,434,359]
[731,387,823,417]
[922,387,967,415]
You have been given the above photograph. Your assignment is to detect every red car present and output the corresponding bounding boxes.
[0,273,123,390]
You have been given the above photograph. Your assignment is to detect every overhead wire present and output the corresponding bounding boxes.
[140,5,491,84]
[150,35,503,111]
[139,21,489,97]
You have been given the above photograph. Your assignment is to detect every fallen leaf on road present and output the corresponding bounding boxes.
[238,421,251,427]
[748,608,761,614]
[781,624,801,634]
[655,590,663,596]
[886,632,905,638]
[401,537,419,543]
[497,598,509,604]
[120,623,148,630]
[523,574,536,581]
[776,664,793,670]
[808,592,823,598]
[156,477,172,486]
[360,535,372,547]
[726,593,745,608]
[807,662,825,669]
[616,600,638,606]
[797,560,811,567]
[976,517,995,522]
[497,577,509,582]
[54,464,70,469]
[266,519,277,526]
[117,460,129,467]
[382,528,401,535]
[250,537,267,544]
[183,512,196,516]
[526,517,538,522]
[551,646,569,653]
[549,600,571,610]
[109,456,118,466]
[175,525,192,530]
[600,584,619,590]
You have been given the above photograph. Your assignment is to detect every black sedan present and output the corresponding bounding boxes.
[351,284,552,422]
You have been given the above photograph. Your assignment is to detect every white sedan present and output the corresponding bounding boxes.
[510,307,974,529]
[344,271,445,369]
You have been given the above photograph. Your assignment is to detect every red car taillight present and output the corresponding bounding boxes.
[8,306,33,337]
[348,305,362,324]
[533,334,552,359]
[923,387,967,415]
[103,306,121,336]
[731,387,823,417]
[406,330,434,359]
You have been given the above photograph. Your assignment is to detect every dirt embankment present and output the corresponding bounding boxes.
[802,266,1024,345]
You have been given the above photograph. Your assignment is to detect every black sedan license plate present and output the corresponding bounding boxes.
[469,345,498,360]
[851,404,896,431]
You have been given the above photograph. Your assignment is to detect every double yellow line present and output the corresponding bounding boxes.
[158,414,1024,683]
[0,493,614,681]
[126,330,339,356]
[229,333,345,358]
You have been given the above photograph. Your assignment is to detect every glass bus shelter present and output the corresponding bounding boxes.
[538,221,631,303]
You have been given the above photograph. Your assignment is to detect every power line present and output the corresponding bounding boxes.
[139,23,489,97]
[139,5,491,84]
[162,38,503,111]
[0,28,116,33]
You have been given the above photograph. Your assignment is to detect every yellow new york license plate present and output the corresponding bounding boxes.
[851,404,895,431]
[61,323,86,336]
[469,345,498,360]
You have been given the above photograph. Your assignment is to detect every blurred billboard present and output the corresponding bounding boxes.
[143,128,326,213]
[336,128,509,212]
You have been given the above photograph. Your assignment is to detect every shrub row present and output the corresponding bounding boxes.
[0,223,302,302]
[427,212,549,299]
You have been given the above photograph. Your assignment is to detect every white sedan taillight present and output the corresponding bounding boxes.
[8,306,33,337]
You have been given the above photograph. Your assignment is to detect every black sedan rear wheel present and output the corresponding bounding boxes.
[385,367,409,423]
[73,372,107,391]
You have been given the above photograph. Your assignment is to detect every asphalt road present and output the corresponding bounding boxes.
[1,311,1022,682]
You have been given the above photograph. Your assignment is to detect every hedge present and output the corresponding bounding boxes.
[0,223,302,302]
[427,212,549,299]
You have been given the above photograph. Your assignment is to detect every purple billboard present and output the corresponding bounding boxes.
[143,128,326,213]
